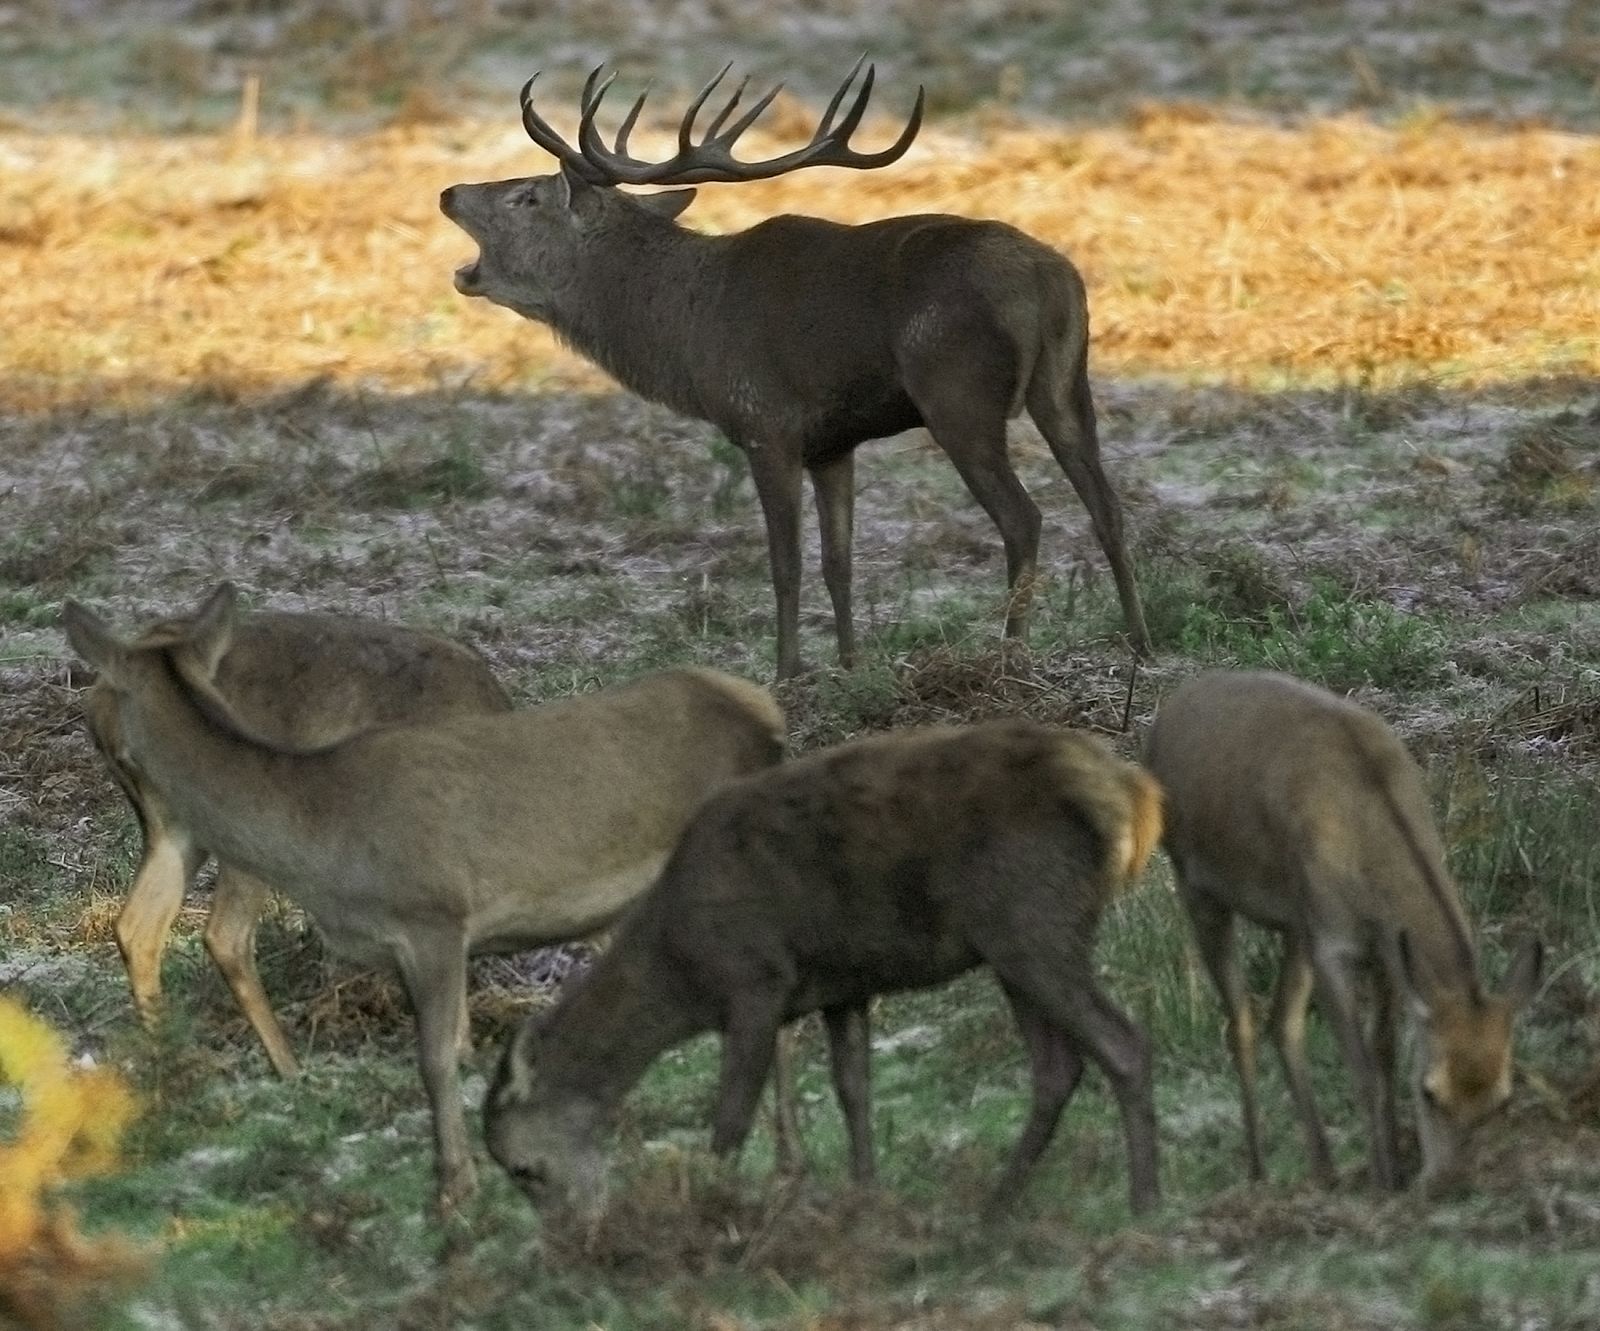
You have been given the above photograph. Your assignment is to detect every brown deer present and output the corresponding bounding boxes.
[485,719,1163,1221]
[440,60,1152,679]
[63,584,786,1213]
[84,604,512,1080]
[1145,670,1544,1194]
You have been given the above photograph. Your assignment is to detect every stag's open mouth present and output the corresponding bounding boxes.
[453,259,484,296]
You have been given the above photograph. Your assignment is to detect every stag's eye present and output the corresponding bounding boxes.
[507,184,540,209]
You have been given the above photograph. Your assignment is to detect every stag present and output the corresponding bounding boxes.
[1146,670,1544,1193]
[441,59,1151,678]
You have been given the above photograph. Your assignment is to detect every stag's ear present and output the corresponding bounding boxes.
[62,602,127,683]
[187,583,239,676]
[637,187,696,220]
[555,163,592,209]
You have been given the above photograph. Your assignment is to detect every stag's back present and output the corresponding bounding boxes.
[1147,670,1465,946]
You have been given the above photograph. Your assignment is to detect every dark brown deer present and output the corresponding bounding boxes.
[440,60,1151,678]
[84,604,513,1080]
[1146,670,1544,1194]
[485,719,1163,1222]
[63,584,787,1214]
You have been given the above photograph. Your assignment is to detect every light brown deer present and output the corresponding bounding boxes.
[440,59,1151,679]
[485,719,1164,1222]
[1146,670,1543,1193]
[83,605,512,1079]
[63,584,786,1213]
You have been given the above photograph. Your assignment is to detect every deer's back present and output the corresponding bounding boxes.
[308,668,783,947]
[212,612,511,743]
[638,721,1142,1007]
[709,213,1081,459]
[1148,670,1453,933]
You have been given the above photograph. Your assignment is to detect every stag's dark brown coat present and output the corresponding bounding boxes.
[441,64,1150,677]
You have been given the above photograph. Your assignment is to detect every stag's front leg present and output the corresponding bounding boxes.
[810,454,857,669]
[747,445,807,679]
[822,1003,874,1183]
[398,931,476,1215]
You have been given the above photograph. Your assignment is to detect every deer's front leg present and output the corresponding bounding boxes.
[398,931,476,1215]
[117,814,204,1027]
[810,454,857,669]
[747,443,806,680]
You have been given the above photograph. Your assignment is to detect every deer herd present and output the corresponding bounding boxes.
[53,62,1543,1235]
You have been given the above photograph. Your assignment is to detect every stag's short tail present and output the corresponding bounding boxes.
[1048,734,1164,890]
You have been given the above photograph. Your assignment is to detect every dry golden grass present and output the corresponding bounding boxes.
[3,105,1597,412]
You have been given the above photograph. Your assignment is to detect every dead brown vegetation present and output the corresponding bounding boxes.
[3,108,1597,414]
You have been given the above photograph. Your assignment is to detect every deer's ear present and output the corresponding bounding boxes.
[188,583,239,675]
[638,187,696,220]
[62,602,127,683]
[555,163,593,209]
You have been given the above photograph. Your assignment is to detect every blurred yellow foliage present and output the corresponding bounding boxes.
[0,996,147,1330]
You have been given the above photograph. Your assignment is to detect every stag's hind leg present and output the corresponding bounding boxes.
[205,868,300,1079]
[1026,353,1151,656]
[908,360,1043,640]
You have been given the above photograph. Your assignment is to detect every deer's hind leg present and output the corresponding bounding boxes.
[205,867,300,1079]
[1182,885,1268,1181]
[1025,349,1150,655]
[986,981,1086,1216]
[1268,937,1337,1185]
[905,344,1043,640]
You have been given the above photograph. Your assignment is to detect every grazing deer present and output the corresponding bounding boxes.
[1146,670,1544,1193]
[83,604,513,1080]
[440,60,1152,679]
[63,584,786,1213]
[485,719,1163,1221]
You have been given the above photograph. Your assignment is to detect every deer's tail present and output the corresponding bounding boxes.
[1049,734,1164,892]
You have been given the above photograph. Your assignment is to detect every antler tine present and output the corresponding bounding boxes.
[708,81,783,148]
[700,74,752,142]
[612,84,652,157]
[554,59,923,187]
[520,71,609,181]
[813,52,869,139]
[825,61,876,145]
[679,62,735,155]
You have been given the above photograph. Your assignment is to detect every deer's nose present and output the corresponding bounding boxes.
[439,185,458,213]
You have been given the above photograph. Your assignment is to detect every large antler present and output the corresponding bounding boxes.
[519,56,925,187]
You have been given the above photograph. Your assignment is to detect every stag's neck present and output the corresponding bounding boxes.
[540,925,707,1113]
[555,223,723,422]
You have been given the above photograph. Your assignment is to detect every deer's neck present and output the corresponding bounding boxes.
[134,656,333,885]
[539,926,707,1113]
[555,224,722,421]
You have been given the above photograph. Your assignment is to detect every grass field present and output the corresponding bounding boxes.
[3,2,1599,1329]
